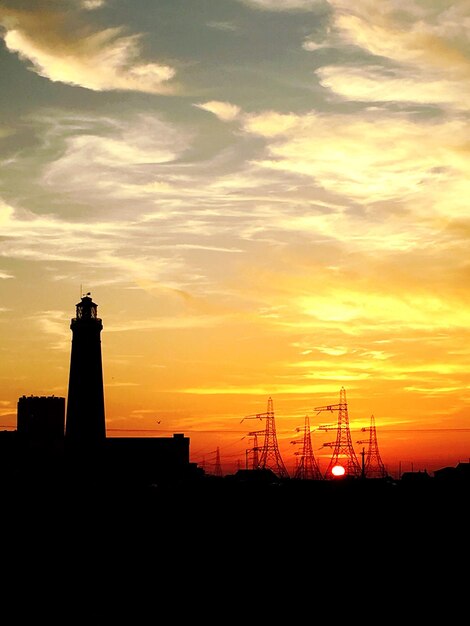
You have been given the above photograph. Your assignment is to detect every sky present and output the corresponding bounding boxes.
[1,0,470,477]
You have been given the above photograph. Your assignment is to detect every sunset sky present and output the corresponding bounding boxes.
[1,0,470,477]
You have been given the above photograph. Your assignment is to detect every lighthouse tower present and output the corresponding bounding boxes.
[65,293,106,448]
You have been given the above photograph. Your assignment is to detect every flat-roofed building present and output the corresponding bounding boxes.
[17,395,65,442]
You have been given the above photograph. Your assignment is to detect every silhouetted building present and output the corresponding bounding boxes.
[61,294,199,485]
[0,396,66,480]
[17,395,65,442]
[105,434,196,485]
[400,469,430,482]
[0,430,20,478]
[434,462,470,483]
[229,468,280,484]
[65,294,106,448]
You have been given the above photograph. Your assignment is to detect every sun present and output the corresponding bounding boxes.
[331,464,346,477]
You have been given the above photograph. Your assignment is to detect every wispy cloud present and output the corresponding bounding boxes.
[194,101,241,121]
[206,21,238,32]
[0,197,186,284]
[0,0,468,470]
[40,113,191,196]
[242,109,470,218]
[302,41,327,51]
[289,289,470,333]
[0,4,176,93]
[108,314,232,333]
[3,103,469,317]
[80,0,106,9]
[29,309,70,350]
[316,65,468,110]
[329,0,470,79]
[181,383,338,395]
[404,385,470,396]
[238,0,323,11]
[301,2,470,123]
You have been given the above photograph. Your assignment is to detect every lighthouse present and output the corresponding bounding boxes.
[65,293,106,448]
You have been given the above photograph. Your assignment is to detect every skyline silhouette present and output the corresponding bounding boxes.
[0,288,468,556]
[0,294,467,484]
[1,286,468,476]
[1,2,469,477]
[2,4,470,598]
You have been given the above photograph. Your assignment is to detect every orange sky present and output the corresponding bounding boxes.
[1,1,469,477]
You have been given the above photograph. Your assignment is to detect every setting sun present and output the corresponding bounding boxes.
[331,465,346,478]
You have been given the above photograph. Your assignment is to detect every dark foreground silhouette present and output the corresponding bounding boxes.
[2,463,468,529]
[0,464,466,621]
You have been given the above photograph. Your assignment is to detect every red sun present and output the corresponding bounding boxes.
[331,464,346,477]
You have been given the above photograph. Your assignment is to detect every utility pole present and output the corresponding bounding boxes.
[360,447,366,479]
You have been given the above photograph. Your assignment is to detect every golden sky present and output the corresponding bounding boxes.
[1,0,469,476]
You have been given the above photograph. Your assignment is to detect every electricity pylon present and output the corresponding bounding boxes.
[214,446,223,477]
[241,397,289,479]
[243,430,264,470]
[291,415,323,480]
[316,387,361,479]
[356,414,387,479]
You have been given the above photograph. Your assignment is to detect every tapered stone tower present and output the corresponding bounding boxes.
[65,293,106,448]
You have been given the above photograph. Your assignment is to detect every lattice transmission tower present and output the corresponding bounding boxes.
[214,446,223,477]
[356,415,387,479]
[243,430,264,469]
[316,387,361,479]
[291,415,323,480]
[242,397,289,479]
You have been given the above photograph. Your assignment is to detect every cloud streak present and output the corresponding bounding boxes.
[0,0,469,472]
[238,0,323,11]
[194,101,241,122]
[81,0,106,9]
[316,65,469,110]
[242,109,470,219]
[329,0,470,79]
[0,4,176,93]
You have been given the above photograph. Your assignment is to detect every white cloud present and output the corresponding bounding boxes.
[239,0,323,11]
[242,110,470,217]
[32,310,69,341]
[108,314,230,332]
[0,197,178,278]
[36,113,194,214]
[206,21,237,32]
[1,17,176,94]
[194,101,241,121]
[3,101,469,298]
[316,65,467,109]
[328,0,470,79]
[303,41,327,51]
[0,201,15,226]
[240,111,298,137]
[80,0,106,9]
[0,271,14,279]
